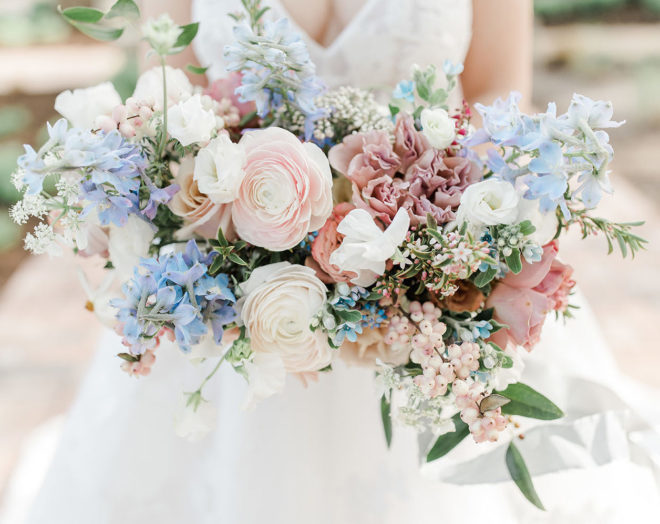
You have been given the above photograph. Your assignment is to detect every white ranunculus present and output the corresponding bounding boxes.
[420,107,456,149]
[54,82,121,129]
[242,352,286,410]
[167,94,217,146]
[516,197,559,246]
[142,14,182,55]
[174,395,216,442]
[239,262,333,375]
[329,207,410,287]
[132,66,193,110]
[77,269,119,328]
[107,215,155,280]
[455,179,520,227]
[194,134,247,204]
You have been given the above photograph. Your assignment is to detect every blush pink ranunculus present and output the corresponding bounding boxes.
[393,113,430,172]
[328,130,400,189]
[169,157,235,240]
[486,241,569,351]
[232,127,333,251]
[308,202,357,283]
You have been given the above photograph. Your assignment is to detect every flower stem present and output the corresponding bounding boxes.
[157,56,168,158]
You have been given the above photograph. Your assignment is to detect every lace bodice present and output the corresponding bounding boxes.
[192,0,472,91]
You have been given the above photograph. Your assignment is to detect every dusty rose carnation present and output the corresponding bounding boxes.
[402,152,482,225]
[328,130,400,189]
[169,157,235,240]
[308,202,357,283]
[352,174,409,225]
[393,113,430,172]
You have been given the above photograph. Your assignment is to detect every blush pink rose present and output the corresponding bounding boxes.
[169,157,235,240]
[533,258,575,312]
[393,113,430,172]
[486,242,561,351]
[204,72,255,118]
[328,130,400,189]
[402,152,481,225]
[232,127,333,251]
[308,202,357,283]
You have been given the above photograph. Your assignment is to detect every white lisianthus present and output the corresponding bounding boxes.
[132,66,193,110]
[420,107,456,149]
[142,14,182,56]
[194,134,247,204]
[242,352,286,410]
[54,82,121,129]
[174,394,216,442]
[455,179,520,228]
[167,94,217,146]
[516,197,559,246]
[107,215,155,280]
[330,208,410,287]
[239,262,333,377]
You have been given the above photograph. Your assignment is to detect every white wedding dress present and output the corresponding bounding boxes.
[19,1,660,523]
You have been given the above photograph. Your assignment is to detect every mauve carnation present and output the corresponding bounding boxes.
[353,174,409,225]
[328,130,400,189]
[403,152,481,225]
[308,202,357,284]
[393,114,430,172]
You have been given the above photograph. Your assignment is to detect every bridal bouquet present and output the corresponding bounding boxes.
[11,0,646,508]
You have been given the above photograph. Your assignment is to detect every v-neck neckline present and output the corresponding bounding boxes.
[270,0,379,54]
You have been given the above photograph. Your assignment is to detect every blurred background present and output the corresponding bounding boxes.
[0,0,659,518]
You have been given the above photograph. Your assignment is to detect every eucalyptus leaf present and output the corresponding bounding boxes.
[426,414,469,462]
[506,442,545,510]
[497,383,563,420]
[59,6,104,23]
[335,309,363,324]
[187,64,209,75]
[381,395,392,448]
[106,0,140,21]
[474,266,497,288]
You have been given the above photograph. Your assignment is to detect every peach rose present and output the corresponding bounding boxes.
[232,127,333,251]
[169,157,234,240]
[487,242,571,351]
[308,202,357,283]
[340,327,410,368]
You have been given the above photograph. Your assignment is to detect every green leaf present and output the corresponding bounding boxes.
[426,413,470,462]
[497,382,563,420]
[68,22,124,41]
[506,442,545,510]
[106,0,140,21]
[172,22,199,50]
[227,252,248,266]
[416,82,430,102]
[217,227,229,247]
[60,6,105,23]
[501,355,514,368]
[388,103,400,118]
[335,309,363,324]
[117,352,139,362]
[186,64,209,75]
[208,255,224,275]
[381,395,392,448]
[428,88,448,106]
[474,266,497,288]
[505,249,522,274]
[479,393,510,413]
[239,110,258,127]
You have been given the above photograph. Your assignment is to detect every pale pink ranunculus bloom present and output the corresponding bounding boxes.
[308,202,357,284]
[328,130,400,189]
[487,241,574,351]
[232,127,333,251]
[169,157,234,241]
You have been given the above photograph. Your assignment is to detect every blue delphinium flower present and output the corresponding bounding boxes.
[111,240,237,354]
[224,18,325,139]
[392,80,415,103]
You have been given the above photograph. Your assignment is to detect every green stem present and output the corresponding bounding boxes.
[157,56,168,158]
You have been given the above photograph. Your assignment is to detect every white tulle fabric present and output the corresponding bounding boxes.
[25,1,660,522]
